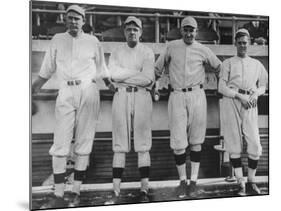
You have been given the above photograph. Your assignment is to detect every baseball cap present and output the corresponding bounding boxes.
[181,16,198,28]
[235,28,250,37]
[66,5,85,19]
[124,16,142,28]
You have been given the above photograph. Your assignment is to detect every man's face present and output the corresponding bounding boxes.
[66,11,84,36]
[181,26,197,45]
[235,35,250,57]
[124,23,142,47]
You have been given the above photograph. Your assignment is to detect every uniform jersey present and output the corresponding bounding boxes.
[39,32,109,84]
[109,43,154,152]
[219,56,268,158]
[155,39,221,89]
[155,39,221,149]
[39,31,108,156]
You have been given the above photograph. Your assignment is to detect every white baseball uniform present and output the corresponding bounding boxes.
[39,31,109,157]
[155,39,221,150]
[108,43,155,152]
[218,56,268,158]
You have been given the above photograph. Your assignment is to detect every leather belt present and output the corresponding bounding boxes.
[115,86,150,92]
[171,84,203,92]
[238,89,251,95]
[66,79,96,86]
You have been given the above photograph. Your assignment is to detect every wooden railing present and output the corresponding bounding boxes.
[32,9,269,44]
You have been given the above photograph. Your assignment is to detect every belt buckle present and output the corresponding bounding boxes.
[126,87,138,92]
[67,81,74,86]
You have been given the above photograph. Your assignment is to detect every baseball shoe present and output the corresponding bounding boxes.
[175,180,188,198]
[188,181,202,198]
[40,194,68,209]
[104,192,121,205]
[139,190,149,203]
[237,179,246,196]
[246,182,261,195]
[67,192,80,207]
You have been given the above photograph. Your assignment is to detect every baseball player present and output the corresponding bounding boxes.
[32,5,109,208]
[218,28,268,196]
[155,16,222,198]
[104,16,154,204]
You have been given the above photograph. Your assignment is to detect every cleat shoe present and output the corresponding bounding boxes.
[175,180,188,199]
[246,182,261,195]
[40,194,68,209]
[237,179,246,196]
[67,192,80,207]
[188,181,201,198]
[104,192,121,205]
[139,190,149,203]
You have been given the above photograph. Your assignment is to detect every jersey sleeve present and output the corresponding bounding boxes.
[140,48,155,82]
[108,47,138,82]
[155,45,170,78]
[257,61,268,88]
[218,59,237,98]
[38,36,57,79]
[205,46,222,75]
[95,40,110,79]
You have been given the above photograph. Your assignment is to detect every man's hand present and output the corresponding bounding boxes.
[235,93,251,109]
[103,78,116,92]
[248,92,258,108]
[107,83,116,92]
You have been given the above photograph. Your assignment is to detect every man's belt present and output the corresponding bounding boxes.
[238,89,252,95]
[171,84,203,92]
[66,79,96,86]
[115,86,150,92]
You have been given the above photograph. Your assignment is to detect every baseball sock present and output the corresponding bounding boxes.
[54,173,66,197]
[52,156,67,198]
[54,184,65,198]
[140,178,149,193]
[139,166,150,192]
[72,170,86,195]
[113,178,121,196]
[248,158,258,183]
[190,151,201,182]
[190,162,200,182]
[174,152,187,181]
[113,168,124,196]
[230,157,244,180]
[72,155,89,195]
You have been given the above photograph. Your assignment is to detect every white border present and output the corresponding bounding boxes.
[2,0,278,211]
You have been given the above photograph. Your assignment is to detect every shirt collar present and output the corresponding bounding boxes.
[67,30,84,39]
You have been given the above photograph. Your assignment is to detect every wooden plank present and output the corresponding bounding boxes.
[31,130,268,185]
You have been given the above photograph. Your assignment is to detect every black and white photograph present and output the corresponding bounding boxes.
[29,0,269,210]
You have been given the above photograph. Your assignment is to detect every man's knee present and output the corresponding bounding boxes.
[138,151,151,167]
[173,149,186,166]
[52,156,67,174]
[190,144,201,152]
[173,149,186,155]
[113,152,126,168]
[74,155,89,171]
